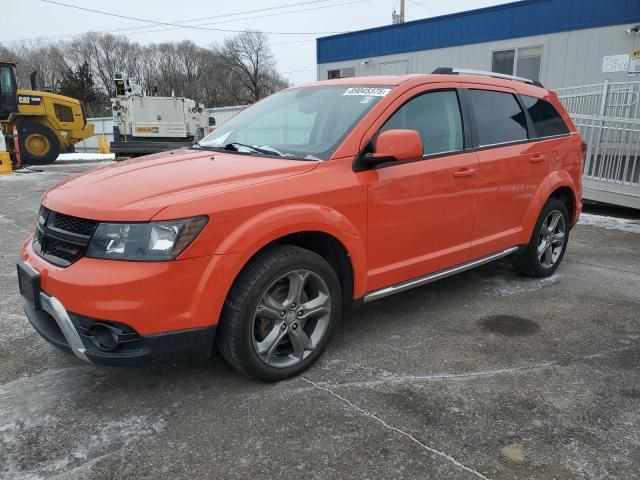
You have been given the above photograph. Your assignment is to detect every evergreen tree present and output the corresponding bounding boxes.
[58,61,101,115]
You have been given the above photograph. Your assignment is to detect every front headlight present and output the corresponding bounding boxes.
[87,216,208,261]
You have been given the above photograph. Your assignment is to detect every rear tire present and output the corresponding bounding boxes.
[216,245,342,382]
[515,197,570,277]
[18,122,60,165]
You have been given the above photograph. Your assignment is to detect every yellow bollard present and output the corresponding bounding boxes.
[0,152,12,175]
[97,135,110,154]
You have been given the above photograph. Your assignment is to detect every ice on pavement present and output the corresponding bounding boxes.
[57,153,115,161]
[578,213,640,234]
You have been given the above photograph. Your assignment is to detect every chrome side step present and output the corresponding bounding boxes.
[363,246,520,303]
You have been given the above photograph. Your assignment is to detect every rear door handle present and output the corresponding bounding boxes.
[530,154,545,163]
[453,167,478,178]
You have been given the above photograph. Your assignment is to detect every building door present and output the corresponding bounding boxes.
[364,88,478,292]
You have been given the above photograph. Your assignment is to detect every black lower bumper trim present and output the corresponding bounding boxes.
[85,327,216,366]
[24,302,216,366]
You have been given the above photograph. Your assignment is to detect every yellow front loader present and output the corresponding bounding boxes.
[0,61,94,165]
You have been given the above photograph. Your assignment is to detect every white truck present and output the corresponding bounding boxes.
[110,73,211,157]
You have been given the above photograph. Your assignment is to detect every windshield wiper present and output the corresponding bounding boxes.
[225,142,283,156]
[191,143,224,151]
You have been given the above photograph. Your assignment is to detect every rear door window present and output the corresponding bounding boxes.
[521,95,570,138]
[467,89,527,147]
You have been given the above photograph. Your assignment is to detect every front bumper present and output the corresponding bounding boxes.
[24,290,216,365]
[20,238,241,336]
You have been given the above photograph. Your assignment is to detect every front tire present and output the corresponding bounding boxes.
[18,122,60,165]
[515,197,570,277]
[216,245,342,382]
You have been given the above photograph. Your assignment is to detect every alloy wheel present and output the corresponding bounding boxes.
[251,269,331,369]
[537,210,566,269]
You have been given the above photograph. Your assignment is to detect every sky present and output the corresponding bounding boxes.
[2,0,516,85]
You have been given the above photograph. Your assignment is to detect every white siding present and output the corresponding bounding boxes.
[205,105,247,127]
[318,24,640,89]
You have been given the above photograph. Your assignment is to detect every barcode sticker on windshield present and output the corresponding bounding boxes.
[343,87,391,96]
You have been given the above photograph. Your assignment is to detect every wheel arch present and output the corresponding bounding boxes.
[250,230,356,311]
[549,186,575,224]
[520,171,580,243]
[198,203,367,327]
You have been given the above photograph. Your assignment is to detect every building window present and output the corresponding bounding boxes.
[341,67,356,78]
[516,47,542,82]
[492,46,542,82]
[327,67,356,79]
[492,50,515,77]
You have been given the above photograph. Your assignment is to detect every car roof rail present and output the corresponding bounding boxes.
[431,67,544,88]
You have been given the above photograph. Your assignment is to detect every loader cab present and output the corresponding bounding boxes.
[0,62,18,120]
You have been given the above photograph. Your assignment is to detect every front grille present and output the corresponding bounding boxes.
[49,211,97,236]
[43,236,81,263]
[33,206,98,267]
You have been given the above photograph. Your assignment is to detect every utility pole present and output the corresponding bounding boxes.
[392,0,405,24]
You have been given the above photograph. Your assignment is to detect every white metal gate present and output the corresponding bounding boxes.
[556,81,640,209]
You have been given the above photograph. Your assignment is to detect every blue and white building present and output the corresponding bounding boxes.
[316,0,640,88]
[317,0,640,209]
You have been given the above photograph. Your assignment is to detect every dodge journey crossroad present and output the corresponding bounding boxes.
[18,69,584,381]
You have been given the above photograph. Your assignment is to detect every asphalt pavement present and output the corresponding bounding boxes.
[1,159,639,480]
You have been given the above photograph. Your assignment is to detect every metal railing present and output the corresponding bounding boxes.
[556,81,640,208]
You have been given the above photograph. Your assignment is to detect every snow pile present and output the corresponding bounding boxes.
[56,153,115,162]
[481,273,561,297]
[578,213,640,234]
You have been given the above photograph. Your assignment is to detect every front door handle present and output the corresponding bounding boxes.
[530,154,545,163]
[453,167,478,178]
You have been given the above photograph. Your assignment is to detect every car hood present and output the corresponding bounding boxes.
[42,149,319,221]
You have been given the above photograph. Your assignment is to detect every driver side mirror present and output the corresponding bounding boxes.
[364,129,423,166]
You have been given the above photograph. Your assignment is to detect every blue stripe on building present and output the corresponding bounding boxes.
[316,0,640,64]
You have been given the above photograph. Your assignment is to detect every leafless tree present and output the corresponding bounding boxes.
[1,30,289,112]
[6,41,67,91]
[219,31,288,103]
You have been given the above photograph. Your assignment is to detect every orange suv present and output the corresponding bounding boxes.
[18,69,584,381]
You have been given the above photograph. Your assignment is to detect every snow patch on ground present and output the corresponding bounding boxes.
[56,153,115,162]
[0,170,59,181]
[578,213,640,234]
[0,368,166,480]
[481,273,561,297]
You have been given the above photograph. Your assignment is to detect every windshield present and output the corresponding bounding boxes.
[198,85,392,160]
[0,65,16,95]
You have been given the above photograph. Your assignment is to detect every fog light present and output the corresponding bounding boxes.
[89,323,120,351]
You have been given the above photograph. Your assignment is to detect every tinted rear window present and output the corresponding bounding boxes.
[521,95,570,138]
[467,89,528,146]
